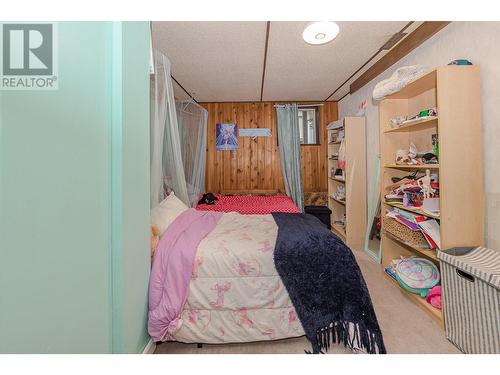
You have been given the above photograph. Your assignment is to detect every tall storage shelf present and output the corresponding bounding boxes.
[328,117,367,247]
[379,66,484,328]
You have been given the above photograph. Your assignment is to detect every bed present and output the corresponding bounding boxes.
[167,212,302,343]
[149,194,385,353]
[196,194,300,214]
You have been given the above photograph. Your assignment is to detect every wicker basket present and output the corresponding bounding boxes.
[382,216,428,248]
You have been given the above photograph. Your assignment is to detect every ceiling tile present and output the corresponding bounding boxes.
[263,21,410,101]
[153,21,267,102]
[152,21,414,102]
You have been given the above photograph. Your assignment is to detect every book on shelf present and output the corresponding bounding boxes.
[422,197,440,216]
[417,219,441,250]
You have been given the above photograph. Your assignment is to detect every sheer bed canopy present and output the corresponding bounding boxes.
[150,50,208,208]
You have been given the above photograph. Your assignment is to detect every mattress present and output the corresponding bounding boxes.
[196,194,300,215]
[171,212,305,343]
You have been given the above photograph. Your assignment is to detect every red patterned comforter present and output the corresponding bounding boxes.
[196,194,300,215]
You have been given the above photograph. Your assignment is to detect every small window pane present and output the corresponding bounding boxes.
[298,108,319,145]
[298,111,304,143]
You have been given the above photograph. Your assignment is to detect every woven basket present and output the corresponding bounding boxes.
[382,216,428,248]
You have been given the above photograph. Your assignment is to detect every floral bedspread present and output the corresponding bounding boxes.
[171,212,304,343]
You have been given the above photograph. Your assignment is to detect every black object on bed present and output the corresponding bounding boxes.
[272,212,386,354]
[197,192,218,205]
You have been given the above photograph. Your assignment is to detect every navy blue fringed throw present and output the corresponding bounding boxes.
[272,213,386,354]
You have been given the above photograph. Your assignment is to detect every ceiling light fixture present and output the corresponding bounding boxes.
[302,21,339,45]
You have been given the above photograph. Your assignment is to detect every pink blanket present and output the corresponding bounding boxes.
[148,209,223,341]
[196,194,300,214]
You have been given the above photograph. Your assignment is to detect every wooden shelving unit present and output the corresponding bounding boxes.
[384,164,439,170]
[383,116,438,133]
[379,66,484,329]
[327,117,367,247]
[330,195,346,206]
[383,201,440,219]
[328,176,345,183]
[383,273,444,327]
[384,231,438,262]
[331,223,347,240]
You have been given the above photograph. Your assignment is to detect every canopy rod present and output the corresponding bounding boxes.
[171,75,199,104]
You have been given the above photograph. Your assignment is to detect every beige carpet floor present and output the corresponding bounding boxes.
[155,247,460,354]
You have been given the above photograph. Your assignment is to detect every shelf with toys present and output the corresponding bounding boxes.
[383,230,439,262]
[383,116,438,134]
[383,201,440,220]
[384,164,439,170]
[378,66,484,328]
[383,270,443,326]
[327,120,347,241]
[327,117,366,247]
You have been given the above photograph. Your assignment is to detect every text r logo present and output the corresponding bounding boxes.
[1,23,58,90]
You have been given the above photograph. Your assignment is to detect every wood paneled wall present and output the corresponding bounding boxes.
[202,101,338,194]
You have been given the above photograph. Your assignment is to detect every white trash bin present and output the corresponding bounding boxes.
[437,246,500,353]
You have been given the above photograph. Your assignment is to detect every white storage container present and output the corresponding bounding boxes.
[438,247,500,353]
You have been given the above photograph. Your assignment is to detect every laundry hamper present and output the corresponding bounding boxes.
[437,247,500,353]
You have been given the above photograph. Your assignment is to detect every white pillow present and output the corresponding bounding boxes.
[151,193,189,236]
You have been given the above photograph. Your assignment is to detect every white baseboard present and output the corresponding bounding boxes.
[142,339,156,354]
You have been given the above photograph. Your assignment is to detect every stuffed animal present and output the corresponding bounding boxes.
[395,149,410,165]
[151,225,160,257]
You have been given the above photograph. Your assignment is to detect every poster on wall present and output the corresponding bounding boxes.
[216,123,238,151]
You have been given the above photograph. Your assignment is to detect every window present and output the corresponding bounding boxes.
[297,107,319,145]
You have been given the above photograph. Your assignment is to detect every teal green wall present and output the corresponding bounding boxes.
[0,21,150,353]
[115,22,151,354]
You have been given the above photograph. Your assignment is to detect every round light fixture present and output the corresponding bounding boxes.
[302,21,339,45]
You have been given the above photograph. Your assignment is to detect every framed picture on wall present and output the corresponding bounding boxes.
[216,123,238,151]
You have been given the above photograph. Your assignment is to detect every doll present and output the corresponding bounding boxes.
[418,169,435,199]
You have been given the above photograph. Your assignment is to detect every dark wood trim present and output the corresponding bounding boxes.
[199,100,337,105]
[323,22,414,101]
[171,75,199,104]
[349,21,450,94]
[260,21,271,102]
[323,48,382,102]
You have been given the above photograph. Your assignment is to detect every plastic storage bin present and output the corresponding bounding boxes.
[437,246,500,353]
[304,205,332,229]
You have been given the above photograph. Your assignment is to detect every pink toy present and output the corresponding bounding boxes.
[425,285,442,309]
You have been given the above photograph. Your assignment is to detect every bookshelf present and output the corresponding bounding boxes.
[384,164,440,170]
[379,66,484,328]
[327,117,367,247]
[384,201,440,219]
[383,116,438,133]
[384,273,443,323]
